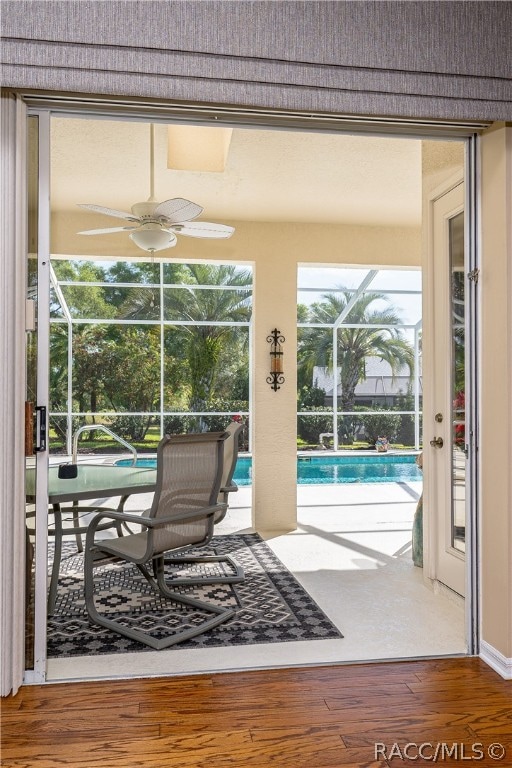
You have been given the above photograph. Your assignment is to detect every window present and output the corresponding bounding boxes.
[297,267,422,452]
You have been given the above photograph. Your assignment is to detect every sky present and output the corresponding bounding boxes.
[297,267,422,326]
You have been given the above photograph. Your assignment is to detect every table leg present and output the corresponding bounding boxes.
[47,503,62,616]
[72,501,83,553]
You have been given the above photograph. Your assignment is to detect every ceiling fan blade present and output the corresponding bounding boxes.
[77,203,139,222]
[154,198,203,224]
[78,226,138,235]
[172,221,235,239]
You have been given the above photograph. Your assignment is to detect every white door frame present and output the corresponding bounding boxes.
[24,110,51,685]
[21,102,481,683]
[422,162,479,648]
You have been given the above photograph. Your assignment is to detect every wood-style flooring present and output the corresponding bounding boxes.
[1,657,511,767]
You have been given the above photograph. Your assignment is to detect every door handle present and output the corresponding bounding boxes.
[35,405,47,452]
[430,436,444,448]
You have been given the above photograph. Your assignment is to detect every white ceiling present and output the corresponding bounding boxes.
[50,118,423,228]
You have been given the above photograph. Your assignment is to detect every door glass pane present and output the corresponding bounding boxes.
[450,212,466,553]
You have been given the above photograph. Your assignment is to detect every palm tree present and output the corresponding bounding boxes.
[120,264,252,415]
[49,259,118,430]
[298,289,414,413]
[169,265,252,414]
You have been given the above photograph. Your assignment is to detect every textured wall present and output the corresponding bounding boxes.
[480,124,512,661]
[2,0,512,120]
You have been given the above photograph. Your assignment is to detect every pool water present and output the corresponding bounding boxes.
[116,453,422,485]
[292,454,421,485]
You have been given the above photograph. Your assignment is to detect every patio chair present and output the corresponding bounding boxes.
[84,431,238,650]
[162,420,245,586]
[215,420,244,523]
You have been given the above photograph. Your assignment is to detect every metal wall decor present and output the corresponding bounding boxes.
[266,328,285,391]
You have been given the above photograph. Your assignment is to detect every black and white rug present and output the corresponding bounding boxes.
[48,534,342,656]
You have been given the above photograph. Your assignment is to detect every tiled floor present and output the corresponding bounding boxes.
[47,480,466,683]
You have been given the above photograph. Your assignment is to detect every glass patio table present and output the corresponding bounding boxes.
[25,463,157,613]
[25,463,157,504]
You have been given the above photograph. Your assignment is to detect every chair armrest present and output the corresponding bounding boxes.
[154,503,227,526]
[88,503,227,530]
[220,483,238,494]
[88,509,152,527]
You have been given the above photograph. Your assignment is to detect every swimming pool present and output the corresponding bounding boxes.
[116,453,422,485]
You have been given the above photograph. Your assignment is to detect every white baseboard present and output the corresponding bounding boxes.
[480,640,512,679]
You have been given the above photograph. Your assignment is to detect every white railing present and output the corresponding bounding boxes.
[72,424,138,465]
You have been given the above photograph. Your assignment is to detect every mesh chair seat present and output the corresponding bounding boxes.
[97,530,149,561]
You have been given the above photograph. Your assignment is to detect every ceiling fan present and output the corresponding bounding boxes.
[77,125,234,253]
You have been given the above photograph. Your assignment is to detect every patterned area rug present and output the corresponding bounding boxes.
[48,534,342,656]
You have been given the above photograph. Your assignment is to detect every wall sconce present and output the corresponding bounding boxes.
[266,328,285,391]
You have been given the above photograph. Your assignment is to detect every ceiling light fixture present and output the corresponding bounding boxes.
[129,223,177,253]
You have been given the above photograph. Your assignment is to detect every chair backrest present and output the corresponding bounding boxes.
[214,421,243,523]
[149,431,227,554]
[219,421,244,499]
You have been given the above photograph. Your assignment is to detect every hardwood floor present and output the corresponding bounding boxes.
[2,658,511,767]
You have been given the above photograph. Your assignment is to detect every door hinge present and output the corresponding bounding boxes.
[467,268,480,284]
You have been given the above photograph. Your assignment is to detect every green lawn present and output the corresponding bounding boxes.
[50,427,417,455]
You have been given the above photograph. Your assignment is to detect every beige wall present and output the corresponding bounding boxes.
[51,216,420,532]
[51,215,421,267]
[480,123,512,659]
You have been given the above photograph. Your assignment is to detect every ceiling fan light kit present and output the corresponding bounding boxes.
[129,224,177,253]
[76,124,234,254]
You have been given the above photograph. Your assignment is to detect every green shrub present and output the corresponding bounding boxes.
[164,399,249,442]
[199,399,249,432]
[297,385,326,409]
[394,392,417,446]
[163,414,203,435]
[298,408,334,445]
[353,408,401,445]
[109,414,154,442]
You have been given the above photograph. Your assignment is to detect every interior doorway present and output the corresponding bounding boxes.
[25,109,475,683]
